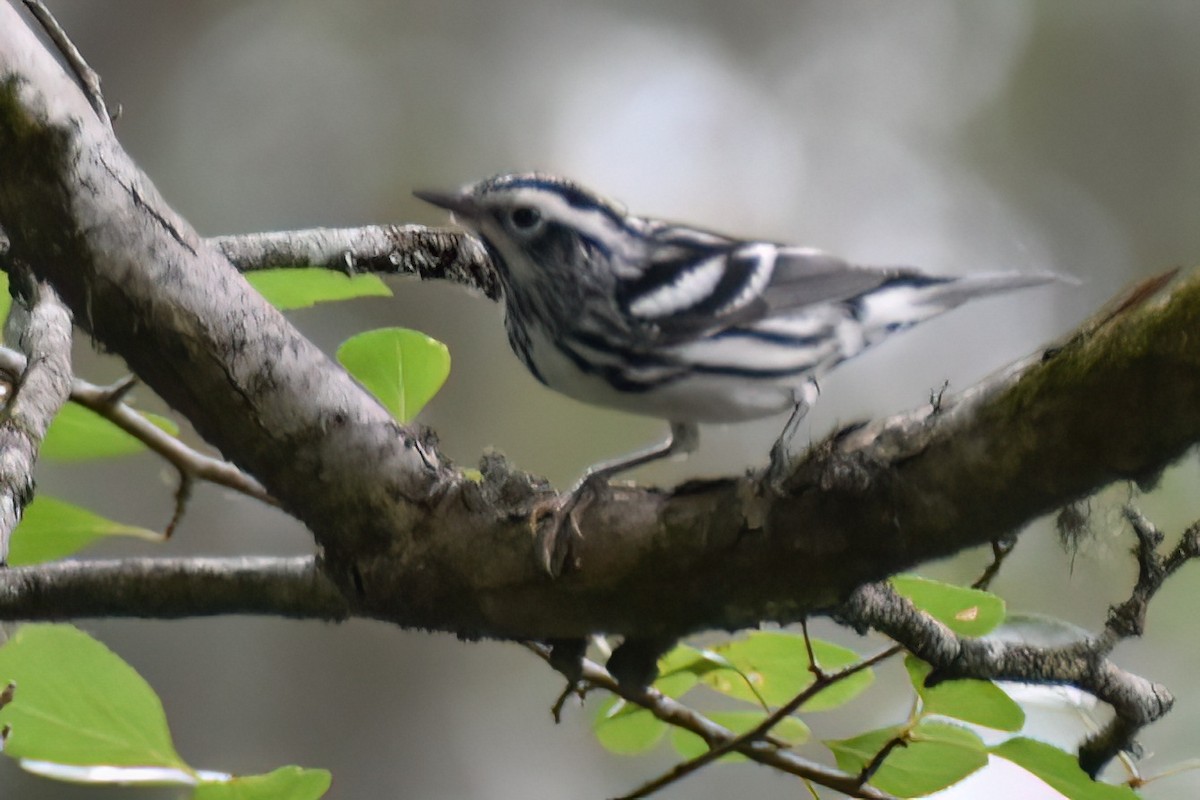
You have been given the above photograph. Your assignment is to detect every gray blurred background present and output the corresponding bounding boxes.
[5,1,1200,798]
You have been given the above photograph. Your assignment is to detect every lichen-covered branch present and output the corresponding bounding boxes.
[4,7,1200,790]
[0,280,71,562]
[0,556,347,620]
[0,3,440,585]
[211,226,498,300]
[834,524,1188,780]
[3,1,1200,644]
[1078,507,1200,773]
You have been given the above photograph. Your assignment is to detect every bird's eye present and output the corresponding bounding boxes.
[509,206,542,231]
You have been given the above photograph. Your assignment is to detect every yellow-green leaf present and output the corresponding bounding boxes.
[7,496,160,566]
[827,721,987,797]
[700,631,873,711]
[906,656,1025,731]
[42,403,180,461]
[247,268,391,310]
[0,625,186,770]
[336,327,450,422]
[0,271,10,340]
[991,738,1139,800]
[592,670,696,755]
[891,575,1005,637]
[593,698,667,755]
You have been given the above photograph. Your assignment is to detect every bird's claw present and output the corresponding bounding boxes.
[531,477,601,577]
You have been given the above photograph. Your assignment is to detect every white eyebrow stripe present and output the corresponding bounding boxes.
[506,187,631,251]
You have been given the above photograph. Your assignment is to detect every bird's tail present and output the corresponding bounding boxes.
[856,271,1068,342]
[916,271,1069,310]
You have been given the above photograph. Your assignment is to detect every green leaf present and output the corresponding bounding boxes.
[700,631,873,711]
[7,496,160,566]
[593,698,667,755]
[906,656,1025,731]
[0,626,331,796]
[651,668,700,700]
[194,766,332,800]
[654,644,730,686]
[827,720,987,797]
[992,738,1139,799]
[246,268,391,310]
[670,711,809,764]
[592,667,697,756]
[0,271,10,340]
[336,328,450,422]
[41,403,180,461]
[890,575,1005,637]
[827,724,903,778]
[0,625,186,770]
[656,643,708,676]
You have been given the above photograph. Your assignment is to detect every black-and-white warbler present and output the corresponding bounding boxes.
[416,173,1059,571]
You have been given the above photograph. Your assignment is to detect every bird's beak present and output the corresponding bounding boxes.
[413,188,478,220]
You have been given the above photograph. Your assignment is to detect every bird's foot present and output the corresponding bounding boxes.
[767,390,816,490]
[531,475,604,577]
[606,636,677,689]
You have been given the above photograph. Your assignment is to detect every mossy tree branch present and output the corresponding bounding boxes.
[3,4,1200,784]
[2,1,1200,643]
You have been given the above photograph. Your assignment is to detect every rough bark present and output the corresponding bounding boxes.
[0,3,1198,648]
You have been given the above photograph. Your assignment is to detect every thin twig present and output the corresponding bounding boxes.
[858,735,909,786]
[0,347,274,506]
[73,374,275,505]
[523,643,895,800]
[99,373,138,405]
[21,0,111,129]
[972,536,1016,591]
[800,618,823,678]
[605,539,1022,800]
[614,645,901,800]
[163,473,194,539]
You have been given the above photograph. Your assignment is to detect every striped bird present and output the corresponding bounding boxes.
[416,174,1059,569]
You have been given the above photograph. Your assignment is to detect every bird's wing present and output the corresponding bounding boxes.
[615,232,769,340]
[761,247,918,314]
[618,238,915,342]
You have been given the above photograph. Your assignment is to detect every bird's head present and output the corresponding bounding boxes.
[415,173,639,292]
